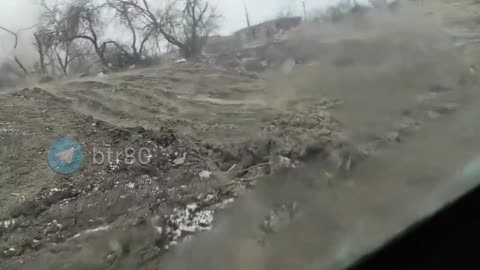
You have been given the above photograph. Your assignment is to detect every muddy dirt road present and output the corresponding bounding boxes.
[1,2,480,269]
[156,89,480,270]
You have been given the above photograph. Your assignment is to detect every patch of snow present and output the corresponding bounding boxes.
[173,153,187,166]
[108,159,121,172]
[186,203,198,211]
[1,219,16,229]
[175,58,187,64]
[154,226,163,235]
[199,170,212,180]
[126,182,135,189]
[216,198,235,209]
[0,127,18,133]
[165,205,214,243]
[70,225,111,240]
[279,156,293,167]
[97,72,107,78]
[205,194,215,202]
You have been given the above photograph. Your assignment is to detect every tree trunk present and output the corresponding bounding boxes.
[55,50,67,75]
[34,33,47,74]
[14,56,28,74]
[95,44,108,67]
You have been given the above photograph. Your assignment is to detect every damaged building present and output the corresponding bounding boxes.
[234,16,303,44]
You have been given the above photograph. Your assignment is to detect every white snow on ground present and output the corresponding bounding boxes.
[70,225,112,240]
[164,203,214,244]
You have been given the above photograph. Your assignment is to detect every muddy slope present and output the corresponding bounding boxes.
[1,2,479,269]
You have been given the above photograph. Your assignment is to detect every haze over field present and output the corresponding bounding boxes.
[2,1,480,269]
[0,0,346,32]
[0,0,376,62]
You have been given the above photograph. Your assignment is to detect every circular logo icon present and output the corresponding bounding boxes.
[47,137,83,174]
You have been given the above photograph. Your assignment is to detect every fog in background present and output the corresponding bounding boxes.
[0,0,374,64]
[0,0,41,64]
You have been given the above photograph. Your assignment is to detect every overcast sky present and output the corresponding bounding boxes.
[0,0,351,34]
[0,0,373,62]
[213,0,344,34]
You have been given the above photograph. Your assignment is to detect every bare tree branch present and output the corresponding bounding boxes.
[0,25,18,48]
[0,25,32,74]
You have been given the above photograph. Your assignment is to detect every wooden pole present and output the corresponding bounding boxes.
[243,1,251,28]
[243,1,255,38]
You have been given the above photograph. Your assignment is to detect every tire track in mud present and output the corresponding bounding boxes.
[2,48,477,269]
[0,74,348,269]
[48,70,266,140]
[49,78,271,148]
[2,71,474,270]
[149,53,479,268]
[152,86,480,270]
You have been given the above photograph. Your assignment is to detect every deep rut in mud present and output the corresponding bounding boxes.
[0,79,353,269]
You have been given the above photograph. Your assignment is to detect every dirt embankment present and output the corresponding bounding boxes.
[1,2,479,269]
[0,63,353,269]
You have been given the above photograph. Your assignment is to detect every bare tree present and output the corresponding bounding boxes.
[38,0,99,74]
[67,1,111,67]
[4,0,221,79]
[0,25,35,74]
[106,0,158,64]
[33,31,49,74]
[107,0,177,56]
[116,0,219,58]
[108,1,140,61]
[179,0,220,57]
[33,35,57,76]
[41,0,121,69]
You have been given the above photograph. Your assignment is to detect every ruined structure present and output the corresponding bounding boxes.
[233,16,303,45]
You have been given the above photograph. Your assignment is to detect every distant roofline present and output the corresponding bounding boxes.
[233,16,303,35]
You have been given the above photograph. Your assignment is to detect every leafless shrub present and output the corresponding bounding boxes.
[114,0,220,58]
[1,0,222,81]
[106,0,158,65]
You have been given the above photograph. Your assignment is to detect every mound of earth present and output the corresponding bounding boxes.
[0,68,355,268]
